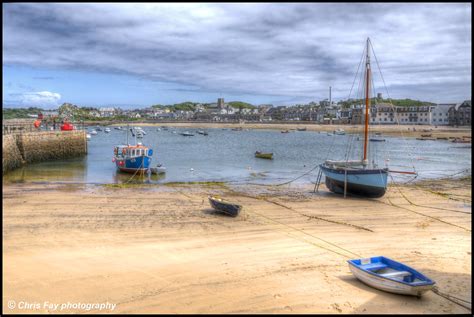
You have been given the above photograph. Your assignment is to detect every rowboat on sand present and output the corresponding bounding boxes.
[208,196,242,217]
[348,256,435,296]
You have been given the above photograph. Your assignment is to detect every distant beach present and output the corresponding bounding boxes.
[106,122,472,139]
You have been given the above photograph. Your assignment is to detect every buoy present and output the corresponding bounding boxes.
[190,168,194,171]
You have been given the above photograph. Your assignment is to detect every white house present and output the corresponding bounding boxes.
[371,103,433,125]
[431,103,454,125]
[99,107,116,117]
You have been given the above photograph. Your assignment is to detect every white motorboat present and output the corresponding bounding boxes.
[150,164,166,174]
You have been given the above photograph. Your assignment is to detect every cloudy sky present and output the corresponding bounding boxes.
[2,3,471,108]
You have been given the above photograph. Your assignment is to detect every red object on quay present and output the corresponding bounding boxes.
[60,122,74,131]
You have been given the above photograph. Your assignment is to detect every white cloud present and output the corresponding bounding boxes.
[14,91,62,108]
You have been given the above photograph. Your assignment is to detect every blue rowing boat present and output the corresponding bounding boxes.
[348,256,435,296]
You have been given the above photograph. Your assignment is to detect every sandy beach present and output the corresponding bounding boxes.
[110,122,472,140]
[3,177,471,314]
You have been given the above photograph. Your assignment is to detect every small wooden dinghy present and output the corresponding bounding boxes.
[208,196,242,217]
[255,151,273,159]
[348,256,435,296]
[150,164,166,175]
[370,137,386,142]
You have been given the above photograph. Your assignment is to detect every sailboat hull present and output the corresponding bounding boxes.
[320,164,388,198]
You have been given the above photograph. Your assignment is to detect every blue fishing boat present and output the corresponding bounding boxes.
[113,144,153,173]
[348,256,435,296]
[113,126,153,174]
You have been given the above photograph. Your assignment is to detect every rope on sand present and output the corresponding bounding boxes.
[432,286,472,311]
[386,175,471,232]
[229,164,320,187]
[220,188,363,259]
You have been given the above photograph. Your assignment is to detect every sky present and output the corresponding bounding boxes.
[2,3,472,109]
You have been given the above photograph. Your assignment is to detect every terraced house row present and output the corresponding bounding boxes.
[368,100,471,126]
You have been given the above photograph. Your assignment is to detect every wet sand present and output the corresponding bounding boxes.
[3,178,471,313]
[113,122,471,139]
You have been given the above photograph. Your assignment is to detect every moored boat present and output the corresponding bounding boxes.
[452,138,471,143]
[104,128,111,133]
[90,130,98,135]
[297,127,307,131]
[319,38,417,198]
[370,137,386,142]
[113,144,153,174]
[86,133,91,140]
[180,131,194,136]
[150,164,166,175]
[334,128,346,135]
[321,161,388,198]
[208,196,242,217]
[281,130,290,133]
[255,151,273,160]
[348,256,435,296]
[197,130,208,135]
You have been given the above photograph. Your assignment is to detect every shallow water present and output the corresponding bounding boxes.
[3,127,471,184]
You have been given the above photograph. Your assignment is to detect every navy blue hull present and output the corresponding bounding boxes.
[321,164,388,198]
[209,197,242,217]
[325,176,386,198]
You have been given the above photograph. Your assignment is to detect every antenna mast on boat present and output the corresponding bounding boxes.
[363,38,371,164]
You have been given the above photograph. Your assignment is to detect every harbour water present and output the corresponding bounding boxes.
[3,127,471,184]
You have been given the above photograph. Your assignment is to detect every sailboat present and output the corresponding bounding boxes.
[320,38,390,198]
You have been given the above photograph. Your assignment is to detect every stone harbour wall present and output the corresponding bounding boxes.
[2,134,24,174]
[2,130,87,174]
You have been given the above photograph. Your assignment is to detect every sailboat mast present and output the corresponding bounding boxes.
[363,38,371,163]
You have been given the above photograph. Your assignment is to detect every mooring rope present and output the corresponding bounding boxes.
[432,286,472,311]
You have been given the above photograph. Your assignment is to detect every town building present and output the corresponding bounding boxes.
[448,100,471,126]
[371,103,433,125]
[99,107,116,117]
[431,104,455,125]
